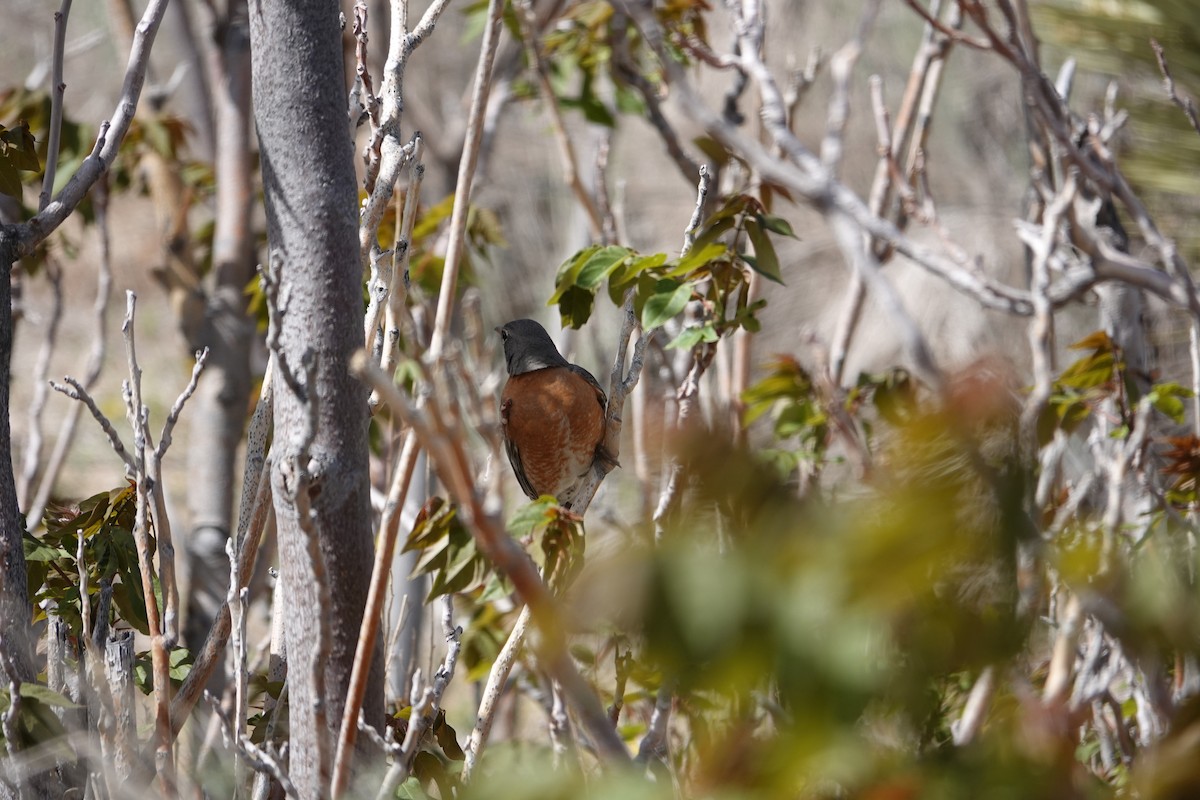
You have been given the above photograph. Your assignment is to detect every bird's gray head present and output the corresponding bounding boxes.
[497,318,570,376]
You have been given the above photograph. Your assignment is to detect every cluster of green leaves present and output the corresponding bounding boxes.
[1039,330,1191,445]
[740,356,919,482]
[0,87,95,256]
[24,483,150,642]
[550,193,789,339]
[393,709,466,799]
[507,495,586,593]
[24,484,195,698]
[510,0,708,129]
[0,681,79,758]
[404,497,499,601]
[741,356,829,475]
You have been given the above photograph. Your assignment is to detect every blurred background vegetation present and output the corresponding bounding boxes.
[5,0,1200,798]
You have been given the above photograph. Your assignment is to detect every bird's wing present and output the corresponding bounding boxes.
[567,364,607,408]
[501,398,539,500]
[568,364,619,471]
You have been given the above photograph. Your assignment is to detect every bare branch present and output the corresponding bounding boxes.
[515,0,604,240]
[38,0,74,213]
[14,0,172,259]
[330,432,423,797]
[206,692,299,799]
[462,606,531,780]
[18,261,65,505]
[375,596,463,797]
[1151,39,1200,138]
[156,347,209,462]
[48,377,135,473]
[28,177,114,527]
[1020,171,1077,452]
[428,0,505,359]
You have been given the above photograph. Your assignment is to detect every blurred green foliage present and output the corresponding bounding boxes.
[447,331,1200,799]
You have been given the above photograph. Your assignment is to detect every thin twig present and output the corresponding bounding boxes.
[17,259,64,506]
[375,596,463,798]
[28,176,114,528]
[120,296,174,792]
[516,0,603,239]
[167,456,273,740]
[330,432,423,797]
[13,0,172,259]
[427,0,505,359]
[462,606,531,781]
[48,377,135,473]
[38,0,74,212]
[206,692,298,798]
[1020,171,1077,451]
[1151,39,1200,138]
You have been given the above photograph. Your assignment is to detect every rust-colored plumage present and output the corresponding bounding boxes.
[497,319,615,507]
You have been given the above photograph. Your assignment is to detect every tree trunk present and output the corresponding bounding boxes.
[249,0,383,794]
[0,230,33,683]
[183,0,257,656]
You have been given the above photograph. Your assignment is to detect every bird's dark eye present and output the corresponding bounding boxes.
[500,330,508,340]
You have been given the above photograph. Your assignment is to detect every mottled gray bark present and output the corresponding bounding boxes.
[0,230,33,684]
[249,0,383,793]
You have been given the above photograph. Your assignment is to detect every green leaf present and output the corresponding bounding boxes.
[394,777,430,799]
[693,135,731,166]
[18,683,81,709]
[607,252,667,306]
[664,241,727,278]
[701,193,755,229]
[744,218,784,283]
[0,157,21,197]
[759,213,797,238]
[168,647,194,682]
[1148,381,1193,424]
[666,323,719,350]
[641,280,693,330]
[550,246,601,303]
[22,533,68,563]
[557,284,595,329]
[507,496,559,535]
[575,245,633,289]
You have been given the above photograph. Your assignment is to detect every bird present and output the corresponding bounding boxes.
[497,319,617,508]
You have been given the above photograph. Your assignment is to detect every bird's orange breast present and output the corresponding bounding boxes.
[501,367,606,500]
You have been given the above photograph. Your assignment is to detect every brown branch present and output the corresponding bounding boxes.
[428,0,505,359]
[329,433,422,798]
[118,293,174,792]
[1152,39,1200,138]
[516,0,603,240]
[900,0,991,50]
